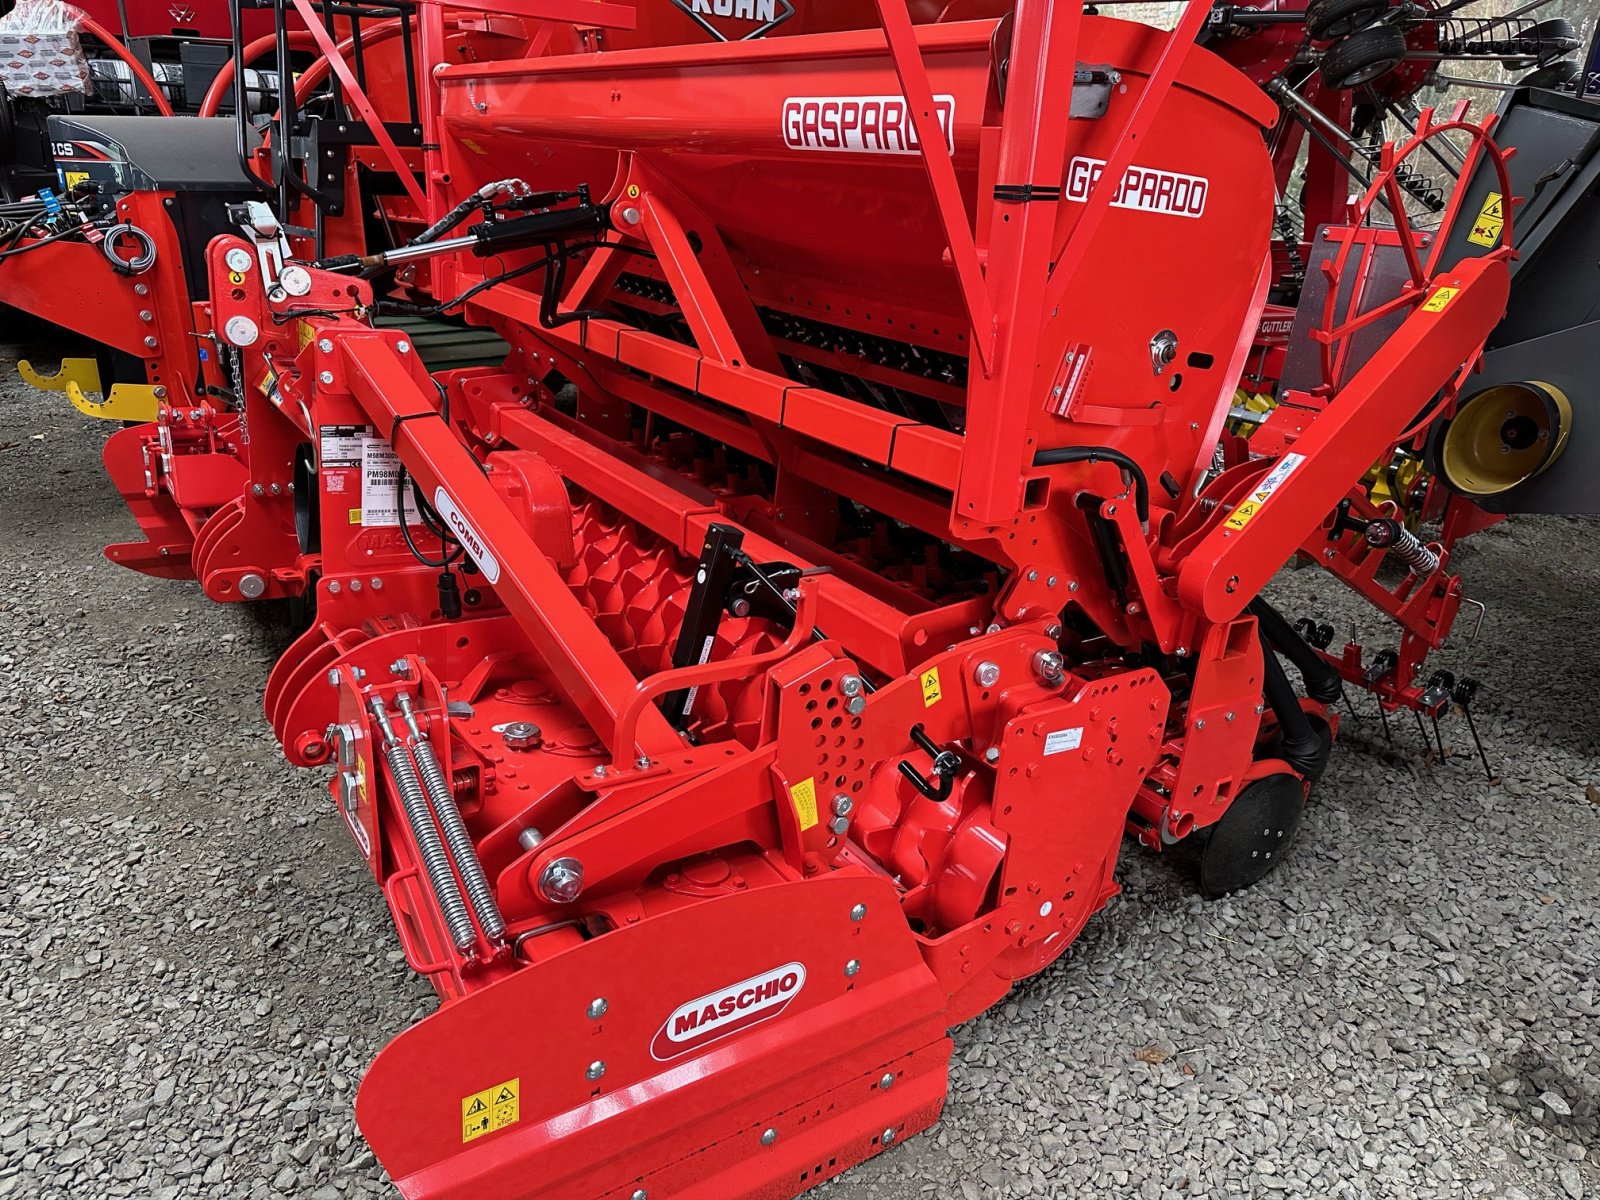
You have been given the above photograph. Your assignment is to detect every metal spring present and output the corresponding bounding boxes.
[1389,526,1441,577]
[371,700,477,952]
[399,695,506,941]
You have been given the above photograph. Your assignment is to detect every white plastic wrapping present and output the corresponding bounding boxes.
[0,0,91,99]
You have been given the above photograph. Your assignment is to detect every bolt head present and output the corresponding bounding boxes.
[846,695,866,716]
[844,958,861,977]
[396,340,411,353]
[587,997,608,1020]
[539,857,584,903]
[632,1191,648,1200]
[636,755,651,770]
[974,660,1001,688]
[828,814,850,835]
[319,371,335,385]
[882,1127,897,1146]
[839,674,863,696]
[318,338,333,353]
[879,1072,895,1090]
[585,1059,606,1082]
[831,794,854,817]
[984,746,1001,764]
[760,1128,778,1147]
[850,903,867,922]
[326,668,342,687]
[389,658,409,677]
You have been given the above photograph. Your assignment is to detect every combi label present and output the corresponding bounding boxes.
[783,95,955,155]
[432,487,502,583]
[1065,156,1208,218]
[651,962,806,1060]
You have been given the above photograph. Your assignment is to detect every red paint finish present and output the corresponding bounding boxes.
[74,5,1517,1198]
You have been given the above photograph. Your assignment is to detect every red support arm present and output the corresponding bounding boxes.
[1177,257,1510,623]
[952,0,1081,525]
[335,332,685,760]
[872,0,995,374]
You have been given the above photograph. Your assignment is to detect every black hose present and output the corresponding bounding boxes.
[1032,445,1151,524]
[1260,634,1328,779]
[1250,597,1343,704]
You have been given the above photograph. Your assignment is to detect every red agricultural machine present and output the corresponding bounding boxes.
[18,0,1543,1196]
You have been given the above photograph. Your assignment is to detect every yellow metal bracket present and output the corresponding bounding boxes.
[65,380,161,423]
[18,356,103,395]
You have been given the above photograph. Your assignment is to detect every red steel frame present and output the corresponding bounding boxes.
[68,2,1517,1197]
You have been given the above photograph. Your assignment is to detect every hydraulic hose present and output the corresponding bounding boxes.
[1032,445,1151,525]
[1260,635,1328,779]
[1249,597,1344,704]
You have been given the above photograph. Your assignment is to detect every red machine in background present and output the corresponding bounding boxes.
[47,1,1520,1197]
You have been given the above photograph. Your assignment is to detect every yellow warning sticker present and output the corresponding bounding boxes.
[461,1077,520,1144]
[920,667,943,707]
[1224,452,1305,532]
[348,508,363,525]
[1422,286,1459,313]
[62,170,88,190]
[1467,191,1504,248]
[229,270,247,286]
[789,776,819,831]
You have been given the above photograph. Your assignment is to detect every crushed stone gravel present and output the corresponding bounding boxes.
[2,333,1597,1200]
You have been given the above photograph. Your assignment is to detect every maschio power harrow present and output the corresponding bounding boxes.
[75,1,1516,1196]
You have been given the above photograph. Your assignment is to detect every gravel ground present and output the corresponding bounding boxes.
[2,330,1598,1200]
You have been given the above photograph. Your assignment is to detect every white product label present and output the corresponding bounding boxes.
[782,94,955,155]
[319,423,367,469]
[433,487,501,584]
[1225,451,1305,532]
[1044,726,1085,756]
[359,437,420,528]
[1065,156,1209,218]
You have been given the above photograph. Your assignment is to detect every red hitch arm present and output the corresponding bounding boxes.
[336,331,685,760]
[1178,255,1510,623]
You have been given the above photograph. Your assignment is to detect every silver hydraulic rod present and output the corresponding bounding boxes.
[397,693,507,943]
[370,696,477,953]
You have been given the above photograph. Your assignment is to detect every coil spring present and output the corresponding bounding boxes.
[1391,528,1440,576]
[379,736,478,952]
[409,732,506,941]
[1367,519,1440,576]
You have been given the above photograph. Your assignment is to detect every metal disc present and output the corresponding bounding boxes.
[1199,773,1306,898]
